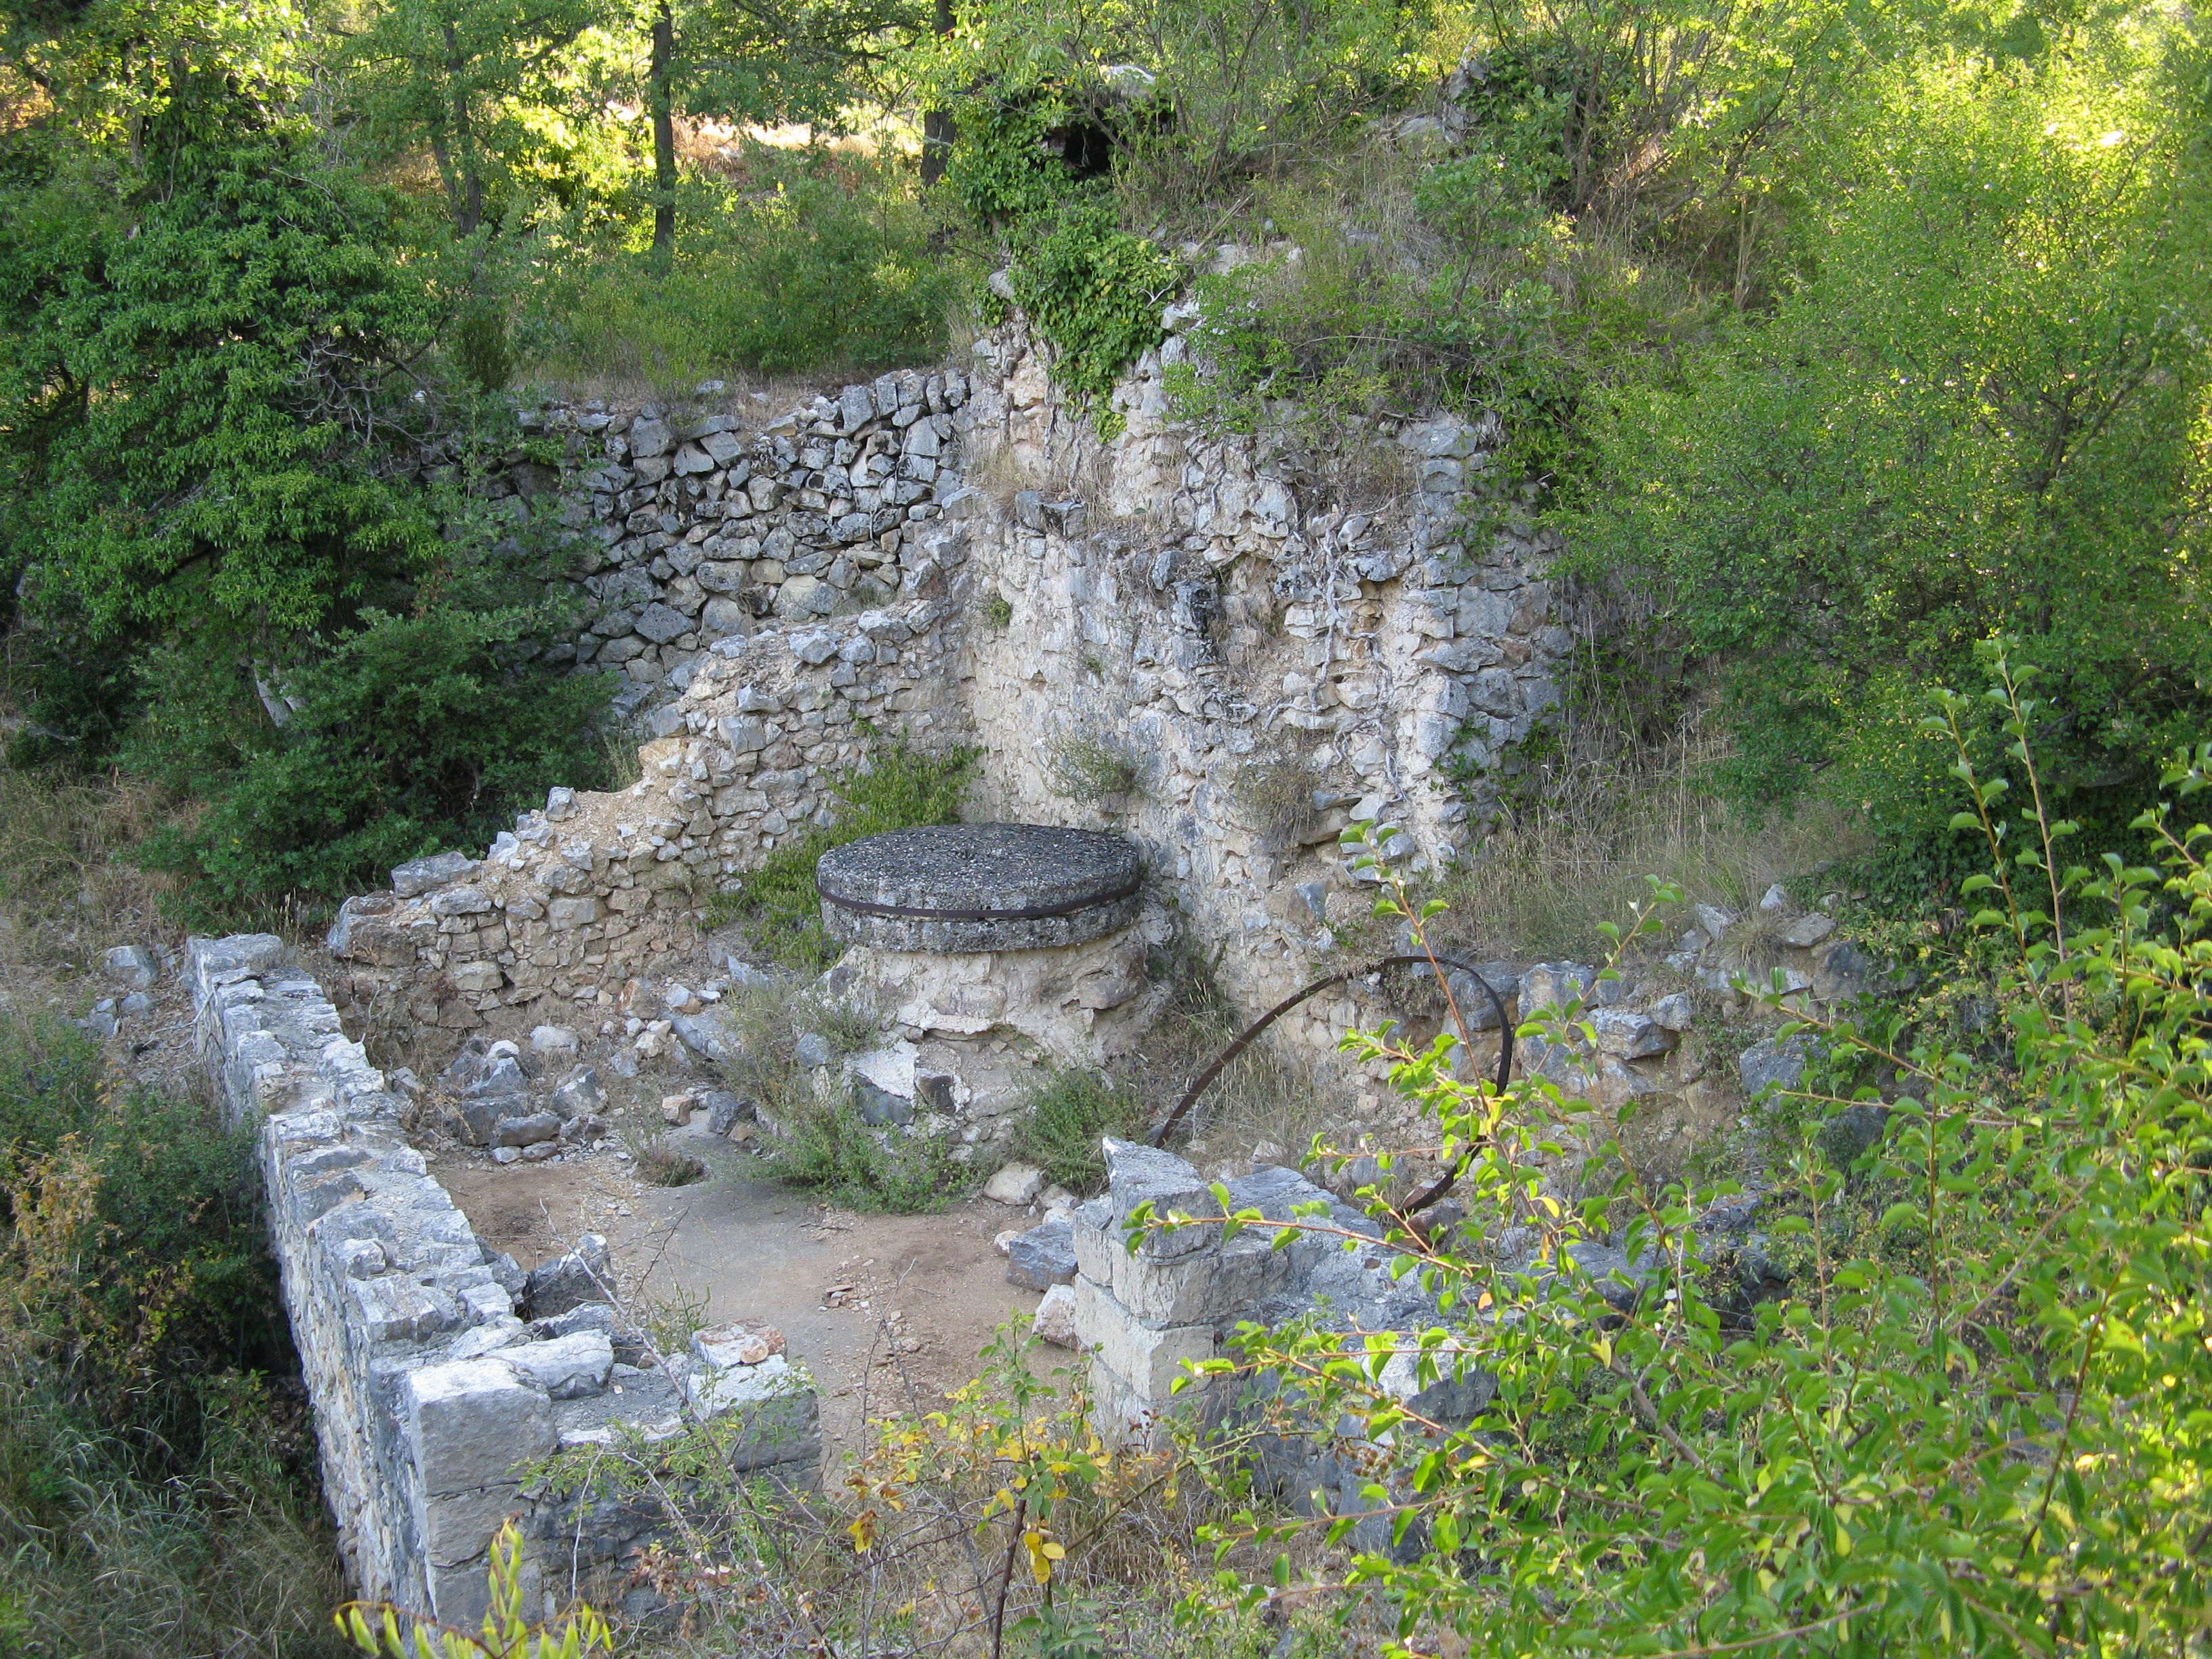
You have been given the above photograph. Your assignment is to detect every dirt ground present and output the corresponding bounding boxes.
[429,1119,1052,1467]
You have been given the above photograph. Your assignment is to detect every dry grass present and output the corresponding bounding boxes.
[0,766,181,962]
[1427,697,1864,966]
[1110,946,1344,1165]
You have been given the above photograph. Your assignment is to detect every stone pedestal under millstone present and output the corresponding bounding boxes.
[817,823,1143,952]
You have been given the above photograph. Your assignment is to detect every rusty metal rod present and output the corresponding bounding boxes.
[1148,953,1512,1216]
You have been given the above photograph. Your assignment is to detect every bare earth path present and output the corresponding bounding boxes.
[432,1123,1050,1470]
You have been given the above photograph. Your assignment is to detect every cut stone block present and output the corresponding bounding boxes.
[1104,1139,1222,1261]
[1071,1275,1213,1398]
[1006,1216,1077,1291]
[402,1359,558,1496]
[500,1330,614,1399]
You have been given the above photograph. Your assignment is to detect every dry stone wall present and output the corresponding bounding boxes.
[516,369,972,731]
[190,935,817,1623]
[334,308,1574,1105]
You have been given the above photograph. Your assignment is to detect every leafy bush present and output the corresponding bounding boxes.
[762,1091,966,1213]
[1563,48,2212,850]
[137,605,617,922]
[529,156,964,384]
[1014,1069,1143,1192]
[0,1018,344,1657]
[1166,654,2212,1656]
[1003,194,1181,436]
[709,735,980,970]
[0,116,442,708]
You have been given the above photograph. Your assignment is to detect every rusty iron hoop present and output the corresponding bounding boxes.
[1147,954,1513,1216]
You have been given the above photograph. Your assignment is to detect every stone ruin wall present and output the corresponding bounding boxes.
[329,310,1572,1111]
[233,308,1898,1610]
[189,933,818,1625]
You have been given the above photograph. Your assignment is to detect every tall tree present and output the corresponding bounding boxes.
[636,0,930,253]
[342,0,609,237]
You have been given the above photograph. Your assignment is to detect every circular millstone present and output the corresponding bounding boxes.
[817,823,1142,952]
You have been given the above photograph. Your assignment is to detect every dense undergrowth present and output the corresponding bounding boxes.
[0,1018,346,1658]
[1156,659,2212,1657]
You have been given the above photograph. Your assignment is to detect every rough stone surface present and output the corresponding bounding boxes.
[1005,1216,1078,1290]
[187,937,817,1624]
[321,329,1881,1176]
[1031,1282,1080,1348]
[984,1160,1047,1205]
[817,824,1142,952]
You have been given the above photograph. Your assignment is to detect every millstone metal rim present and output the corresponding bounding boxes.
[815,874,1144,924]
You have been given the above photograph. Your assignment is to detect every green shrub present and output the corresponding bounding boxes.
[1180,653,2212,1656]
[1014,1069,1143,1193]
[1563,48,2212,854]
[529,156,964,384]
[0,1017,343,1657]
[0,115,446,769]
[761,1092,965,1213]
[708,734,980,970]
[136,605,617,924]
[1004,194,1181,436]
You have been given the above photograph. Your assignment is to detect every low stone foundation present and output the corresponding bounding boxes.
[190,935,819,1622]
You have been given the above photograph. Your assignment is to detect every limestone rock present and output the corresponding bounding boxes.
[1782,912,1837,947]
[525,1234,610,1319]
[1032,1283,1080,1348]
[491,1111,562,1149]
[393,851,480,899]
[1006,1216,1077,1290]
[701,1090,755,1134]
[1740,1034,1813,1100]
[985,1162,1046,1206]
[501,1330,615,1399]
[550,1067,606,1116]
[101,945,158,989]
[692,1323,786,1368]
[531,1025,579,1061]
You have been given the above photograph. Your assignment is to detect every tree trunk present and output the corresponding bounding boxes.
[651,0,676,260]
[919,0,956,186]
[443,23,482,235]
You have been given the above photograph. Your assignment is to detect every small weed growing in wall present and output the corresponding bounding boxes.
[1015,1069,1143,1193]
[1229,750,1319,849]
[982,592,1013,630]
[703,733,979,969]
[1046,731,1140,804]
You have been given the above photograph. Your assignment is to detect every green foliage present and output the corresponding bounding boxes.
[1564,47,2212,847]
[529,154,963,382]
[762,1089,966,1212]
[0,118,442,653]
[0,1019,287,1404]
[339,0,614,236]
[1007,194,1181,436]
[1014,1069,1143,1193]
[1163,171,1581,468]
[338,1521,611,1659]
[709,734,979,970]
[1166,658,2212,1657]
[941,88,1081,226]
[137,605,616,921]
[0,1016,344,1657]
